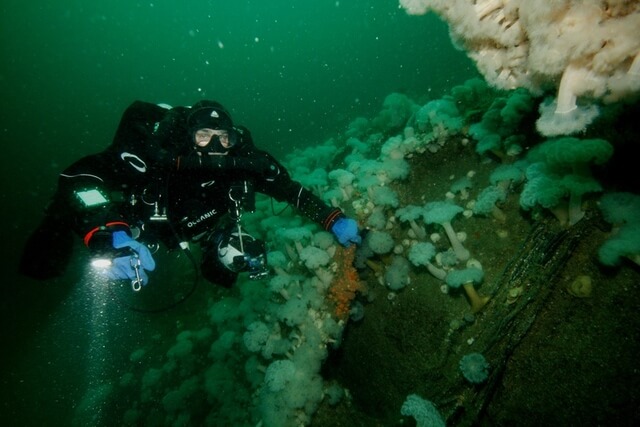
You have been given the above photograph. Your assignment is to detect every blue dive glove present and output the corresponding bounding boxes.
[331,217,361,247]
[105,231,156,286]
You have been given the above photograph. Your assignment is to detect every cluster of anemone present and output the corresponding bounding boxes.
[520,137,613,226]
[469,87,534,161]
[400,0,640,136]
[318,89,497,312]
[597,192,640,267]
[115,197,351,426]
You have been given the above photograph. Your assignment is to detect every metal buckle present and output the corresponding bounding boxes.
[130,252,143,291]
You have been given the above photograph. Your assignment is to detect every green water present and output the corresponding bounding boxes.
[0,0,474,276]
[0,1,479,425]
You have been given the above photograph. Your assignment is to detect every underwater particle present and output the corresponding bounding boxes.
[506,286,523,304]
[449,319,463,331]
[567,275,592,298]
[463,313,476,323]
[496,229,509,239]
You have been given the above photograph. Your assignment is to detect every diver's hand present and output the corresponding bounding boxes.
[105,231,156,285]
[331,217,361,247]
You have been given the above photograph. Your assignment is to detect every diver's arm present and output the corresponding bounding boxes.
[249,152,346,231]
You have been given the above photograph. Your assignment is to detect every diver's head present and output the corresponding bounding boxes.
[187,101,235,152]
[194,128,232,150]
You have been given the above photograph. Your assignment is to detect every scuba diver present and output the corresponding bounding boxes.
[19,100,361,289]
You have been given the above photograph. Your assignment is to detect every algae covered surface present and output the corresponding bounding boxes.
[314,129,640,426]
